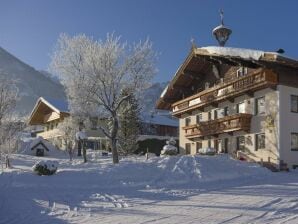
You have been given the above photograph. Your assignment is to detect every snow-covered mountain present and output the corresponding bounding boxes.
[0,47,66,116]
[0,45,168,116]
[140,82,168,113]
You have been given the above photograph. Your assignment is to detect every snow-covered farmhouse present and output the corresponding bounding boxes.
[28,97,178,151]
[156,16,298,170]
[28,97,109,150]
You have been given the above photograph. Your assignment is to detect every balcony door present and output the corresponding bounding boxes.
[237,102,245,114]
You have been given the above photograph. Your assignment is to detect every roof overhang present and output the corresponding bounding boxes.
[28,97,70,125]
[156,46,298,110]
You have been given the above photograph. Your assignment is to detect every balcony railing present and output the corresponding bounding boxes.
[37,129,63,140]
[172,69,277,116]
[183,113,252,138]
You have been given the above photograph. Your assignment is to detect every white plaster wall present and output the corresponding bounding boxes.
[178,88,280,165]
[278,85,298,168]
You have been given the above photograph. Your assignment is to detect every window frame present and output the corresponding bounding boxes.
[196,113,203,123]
[255,96,266,115]
[236,67,248,77]
[236,102,245,114]
[291,95,298,113]
[291,132,298,151]
[185,117,191,127]
[255,133,266,151]
[236,136,245,151]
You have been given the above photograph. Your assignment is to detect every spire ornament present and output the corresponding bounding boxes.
[212,10,232,47]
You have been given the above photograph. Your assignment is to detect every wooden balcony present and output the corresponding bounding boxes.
[172,69,277,116]
[183,113,252,139]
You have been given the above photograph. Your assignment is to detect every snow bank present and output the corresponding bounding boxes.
[202,46,267,60]
[98,154,271,188]
[198,147,216,155]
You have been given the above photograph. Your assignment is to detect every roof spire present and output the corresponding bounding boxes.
[212,9,232,47]
[220,9,224,25]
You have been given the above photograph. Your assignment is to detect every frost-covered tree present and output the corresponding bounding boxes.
[50,33,156,164]
[0,74,20,168]
[118,90,141,155]
[56,117,78,161]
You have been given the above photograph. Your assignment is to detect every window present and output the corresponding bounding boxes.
[217,107,229,119]
[214,110,218,119]
[237,102,245,113]
[185,117,191,126]
[196,113,203,123]
[224,106,229,116]
[185,143,191,154]
[255,133,265,151]
[236,136,245,151]
[236,67,248,77]
[208,139,211,148]
[255,97,265,115]
[208,111,212,120]
[291,95,298,113]
[291,133,298,151]
[196,142,202,153]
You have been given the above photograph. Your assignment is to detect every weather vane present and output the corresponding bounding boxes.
[220,9,224,25]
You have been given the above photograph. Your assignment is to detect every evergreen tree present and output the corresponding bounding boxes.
[118,90,141,155]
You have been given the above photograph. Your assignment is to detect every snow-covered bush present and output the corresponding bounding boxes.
[33,160,58,176]
[198,147,216,156]
[161,137,178,156]
[161,145,178,156]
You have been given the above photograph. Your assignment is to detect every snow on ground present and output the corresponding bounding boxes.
[0,152,298,224]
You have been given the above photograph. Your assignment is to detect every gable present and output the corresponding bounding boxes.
[28,97,70,125]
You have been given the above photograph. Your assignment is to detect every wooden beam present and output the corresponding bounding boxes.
[245,90,254,97]
[183,70,202,80]
[226,97,235,103]
[210,102,218,108]
[269,85,277,91]
[209,56,238,66]
[229,58,262,68]
[171,84,190,92]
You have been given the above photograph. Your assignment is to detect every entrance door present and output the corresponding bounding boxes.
[185,143,191,155]
[224,138,229,153]
[196,142,202,153]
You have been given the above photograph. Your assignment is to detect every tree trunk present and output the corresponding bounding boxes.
[83,140,87,163]
[111,138,119,164]
[5,155,11,169]
[111,115,119,164]
[77,140,82,156]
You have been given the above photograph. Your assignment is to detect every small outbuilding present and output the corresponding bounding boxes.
[31,141,50,156]
[20,136,61,157]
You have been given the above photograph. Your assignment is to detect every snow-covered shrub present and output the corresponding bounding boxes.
[33,160,58,176]
[198,147,216,156]
[161,145,178,156]
[161,137,178,156]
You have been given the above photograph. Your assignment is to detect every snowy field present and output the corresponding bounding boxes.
[0,152,298,224]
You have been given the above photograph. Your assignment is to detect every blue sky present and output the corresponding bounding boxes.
[0,0,297,82]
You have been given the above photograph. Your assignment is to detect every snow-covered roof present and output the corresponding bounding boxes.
[201,46,267,61]
[28,97,70,125]
[141,113,178,127]
[156,45,298,110]
[45,98,69,113]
